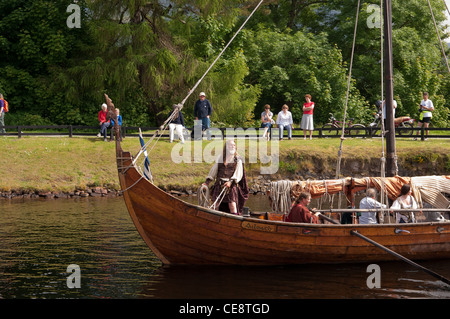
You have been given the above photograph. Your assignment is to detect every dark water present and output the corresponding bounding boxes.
[1,195,449,301]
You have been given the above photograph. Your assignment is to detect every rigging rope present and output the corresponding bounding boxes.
[209,186,229,210]
[428,0,450,73]
[269,180,292,214]
[335,0,361,179]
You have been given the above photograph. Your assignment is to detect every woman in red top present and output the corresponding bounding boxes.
[300,94,315,140]
[284,192,320,224]
[97,103,110,141]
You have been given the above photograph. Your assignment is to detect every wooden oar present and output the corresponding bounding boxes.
[350,230,450,286]
[316,212,340,224]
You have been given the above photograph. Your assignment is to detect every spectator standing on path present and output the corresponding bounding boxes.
[168,104,185,144]
[0,93,6,134]
[97,103,110,142]
[194,92,212,140]
[415,92,434,140]
[300,94,315,140]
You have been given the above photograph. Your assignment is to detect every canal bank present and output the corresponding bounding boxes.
[0,137,449,198]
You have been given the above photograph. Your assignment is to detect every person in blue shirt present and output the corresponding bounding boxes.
[110,108,123,141]
[194,92,212,140]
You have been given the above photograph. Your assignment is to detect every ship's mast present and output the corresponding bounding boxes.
[383,0,396,177]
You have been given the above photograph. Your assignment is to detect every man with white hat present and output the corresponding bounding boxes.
[194,92,212,140]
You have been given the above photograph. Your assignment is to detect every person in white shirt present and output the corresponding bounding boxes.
[382,99,397,121]
[390,184,417,223]
[359,188,387,224]
[415,92,434,140]
[276,104,293,140]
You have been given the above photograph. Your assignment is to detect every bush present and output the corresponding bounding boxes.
[5,112,54,126]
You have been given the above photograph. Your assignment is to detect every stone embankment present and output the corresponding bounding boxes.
[1,155,448,200]
[0,187,122,200]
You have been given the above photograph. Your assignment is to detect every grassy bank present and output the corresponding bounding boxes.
[0,136,449,193]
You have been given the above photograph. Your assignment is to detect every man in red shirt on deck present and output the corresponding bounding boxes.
[97,103,110,141]
[284,192,321,224]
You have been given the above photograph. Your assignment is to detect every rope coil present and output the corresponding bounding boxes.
[197,184,210,207]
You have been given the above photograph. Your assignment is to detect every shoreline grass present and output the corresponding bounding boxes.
[0,136,448,193]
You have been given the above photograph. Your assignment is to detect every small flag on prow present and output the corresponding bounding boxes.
[139,128,153,182]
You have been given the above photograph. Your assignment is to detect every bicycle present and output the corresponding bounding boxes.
[321,113,366,137]
[368,110,415,137]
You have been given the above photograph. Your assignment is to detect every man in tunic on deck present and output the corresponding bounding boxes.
[204,140,249,215]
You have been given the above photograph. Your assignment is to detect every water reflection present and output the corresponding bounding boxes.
[0,197,161,299]
[140,262,450,299]
[0,196,449,299]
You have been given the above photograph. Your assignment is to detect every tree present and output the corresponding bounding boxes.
[304,0,449,125]
[0,0,88,124]
[244,27,367,124]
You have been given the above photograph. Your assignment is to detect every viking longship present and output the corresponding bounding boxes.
[106,0,450,268]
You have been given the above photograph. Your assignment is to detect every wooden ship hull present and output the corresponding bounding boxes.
[108,0,450,267]
[116,146,450,266]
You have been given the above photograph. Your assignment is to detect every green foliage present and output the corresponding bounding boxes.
[5,112,53,126]
[0,0,448,128]
[244,28,368,124]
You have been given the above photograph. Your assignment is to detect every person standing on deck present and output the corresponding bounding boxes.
[204,140,249,215]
